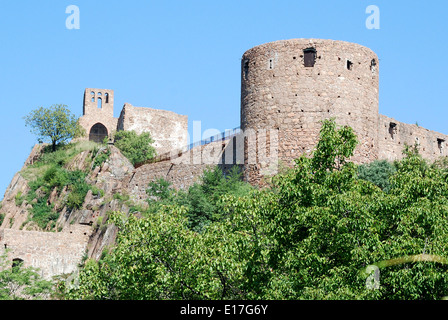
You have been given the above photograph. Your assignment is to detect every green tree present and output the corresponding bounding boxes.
[64,208,249,300]
[238,120,448,299]
[0,251,53,300]
[358,160,396,191]
[174,166,252,232]
[24,104,81,152]
[63,119,448,300]
[146,178,174,202]
[114,130,156,166]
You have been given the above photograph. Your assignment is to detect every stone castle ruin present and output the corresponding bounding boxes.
[1,38,448,280]
[79,88,188,154]
[81,39,448,187]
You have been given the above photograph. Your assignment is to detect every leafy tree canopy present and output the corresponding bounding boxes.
[358,160,396,191]
[63,119,448,300]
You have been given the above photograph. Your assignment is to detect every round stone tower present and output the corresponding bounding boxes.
[240,39,380,184]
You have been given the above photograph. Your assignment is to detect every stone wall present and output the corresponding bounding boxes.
[126,139,231,201]
[0,225,91,279]
[117,103,188,155]
[240,39,380,184]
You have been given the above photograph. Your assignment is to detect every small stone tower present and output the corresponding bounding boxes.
[79,88,118,143]
[240,39,380,184]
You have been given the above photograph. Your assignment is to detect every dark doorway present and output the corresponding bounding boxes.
[303,48,317,67]
[89,123,108,143]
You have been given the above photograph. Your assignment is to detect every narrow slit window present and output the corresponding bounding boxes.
[303,48,317,67]
[269,59,273,70]
[105,93,109,104]
[97,97,103,109]
[370,59,377,73]
[389,122,397,140]
[243,59,250,79]
[438,138,445,154]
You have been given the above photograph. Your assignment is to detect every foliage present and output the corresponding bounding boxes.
[0,251,53,300]
[146,178,174,202]
[146,166,252,232]
[180,166,252,232]
[21,141,103,230]
[114,130,156,166]
[63,119,448,300]
[358,159,396,191]
[24,104,81,151]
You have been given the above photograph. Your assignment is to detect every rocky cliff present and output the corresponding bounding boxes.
[0,137,227,280]
[0,142,134,279]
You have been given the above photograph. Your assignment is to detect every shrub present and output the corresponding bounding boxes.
[358,160,396,191]
[113,192,130,203]
[15,192,24,207]
[28,197,58,230]
[146,178,173,201]
[90,185,104,198]
[92,148,111,169]
[66,192,85,210]
[19,141,107,231]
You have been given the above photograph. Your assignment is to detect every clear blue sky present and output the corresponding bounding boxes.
[0,0,447,198]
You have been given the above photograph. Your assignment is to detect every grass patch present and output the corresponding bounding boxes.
[26,197,59,230]
[15,191,24,207]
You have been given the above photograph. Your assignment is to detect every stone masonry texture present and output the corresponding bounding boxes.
[79,88,118,142]
[240,39,380,184]
[117,103,188,154]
